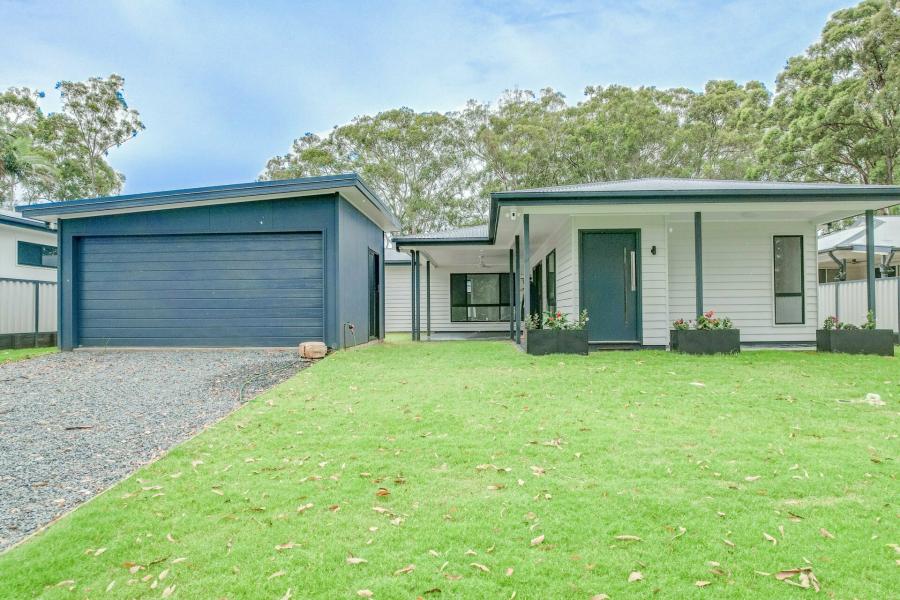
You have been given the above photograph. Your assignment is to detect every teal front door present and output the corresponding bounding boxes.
[579,231,640,343]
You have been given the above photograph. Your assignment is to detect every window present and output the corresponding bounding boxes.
[450,273,511,322]
[17,241,58,268]
[773,236,804,324]
[545,250,556,313]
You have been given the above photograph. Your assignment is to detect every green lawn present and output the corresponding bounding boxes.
[0,346,57,364]
[1,340,897,598]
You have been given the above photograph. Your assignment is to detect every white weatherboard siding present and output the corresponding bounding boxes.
[526,217,576,318]
[385,263,411,332]
[668,219,818,343]
[386,262,512,333]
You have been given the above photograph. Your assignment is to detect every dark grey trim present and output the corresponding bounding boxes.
[426,259,431,338]
[508,249,514,340]
[514,235,521,344]
[19,173,400,230]
[773,235,806,325]
[694,211,703,316]
[523,214,531,321]
[866,210,876,318]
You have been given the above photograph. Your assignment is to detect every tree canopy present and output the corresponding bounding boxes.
[0,74,143,208]
[263,0,898,233]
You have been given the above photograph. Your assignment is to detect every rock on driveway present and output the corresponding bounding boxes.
[0,349,307,551]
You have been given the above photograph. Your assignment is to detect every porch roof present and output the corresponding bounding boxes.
[394,178,900,252]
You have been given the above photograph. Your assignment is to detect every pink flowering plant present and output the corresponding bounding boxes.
[672,310,734,330]
[527,309,589,330]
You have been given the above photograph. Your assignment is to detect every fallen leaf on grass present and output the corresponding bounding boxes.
[162,585,176,598]
[158,569,169,581]
[689,381,705,388]
[628,571,643,582]
[531,535,545,546]
[276,542,298,551]
[471,563,490,572]
[280,589,292,600]
[346,556,368,565]
[615,535,641,542]
[376,488,390,497]
[296,503,314,513]
[357,591,373,598]
[695,581,711,587]
[171,557,187,564]
[820,528,835,539]
[506,567,514,576]
[268,570,286,580]
[487,484,505,490]
[394,564,415,575]
[723,539,735,548]
[745,475,761,482]
[105,581,115,592]
[591,595,610,600]
[775,567,820,592]
[764,533,778,545]
[211,488,224,496]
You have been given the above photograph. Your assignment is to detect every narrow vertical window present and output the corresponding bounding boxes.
[773,235,804,324]
[545,250,556,313]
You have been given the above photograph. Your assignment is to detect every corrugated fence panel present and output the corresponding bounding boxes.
[818,278,899,333]
[0,279,57,334]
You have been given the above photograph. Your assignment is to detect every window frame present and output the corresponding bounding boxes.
[772,235,804,325]
[545,249,556,313]
[17,240,58,269]
[450,272,511,323]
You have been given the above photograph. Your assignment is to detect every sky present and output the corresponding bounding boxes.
[1,0,851,196]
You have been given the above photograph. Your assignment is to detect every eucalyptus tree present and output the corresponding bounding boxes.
[764,0,900,184]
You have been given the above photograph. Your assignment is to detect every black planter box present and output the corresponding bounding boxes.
[670,329,740,355]
[525,329,589,355]
[816,329,895,356]
[0,332,57,350]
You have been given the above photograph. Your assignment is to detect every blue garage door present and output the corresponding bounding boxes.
[76,232,324,347]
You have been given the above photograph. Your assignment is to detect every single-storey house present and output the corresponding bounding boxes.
[19,174,399,350]
[818,215,899,282]
[394,178,899,348]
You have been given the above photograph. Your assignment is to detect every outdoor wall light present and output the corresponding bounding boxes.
[651,245,657,255]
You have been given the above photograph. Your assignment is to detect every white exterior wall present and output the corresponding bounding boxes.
[526,218,576,318]
[385,262,512,333]
[385,263,411,332]
[668,219,818,343]
[0,223,58,282]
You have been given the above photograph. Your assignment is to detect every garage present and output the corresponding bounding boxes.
[76,232,324,347]
[21,174,399,350]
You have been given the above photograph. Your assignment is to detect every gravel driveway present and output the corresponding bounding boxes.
[0,350,308,551]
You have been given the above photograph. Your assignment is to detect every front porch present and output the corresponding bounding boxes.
[393,179,899,350]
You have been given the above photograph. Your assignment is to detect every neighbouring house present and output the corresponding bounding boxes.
[393,178,899,348]
[818,215,900,282]
[0,210,58,280]
[19,174,399,350]
[0,211,58,348]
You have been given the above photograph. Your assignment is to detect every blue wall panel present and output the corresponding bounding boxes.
[59,195,342,349]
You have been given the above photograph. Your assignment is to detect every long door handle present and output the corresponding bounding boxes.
[623,248,627,320]
[630,250,636,291]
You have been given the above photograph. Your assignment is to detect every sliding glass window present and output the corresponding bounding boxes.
[773,235,804,324]
[450,273,511,322]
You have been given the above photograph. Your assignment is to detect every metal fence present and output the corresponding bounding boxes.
[0,277,58,347]
[818,278,900,333]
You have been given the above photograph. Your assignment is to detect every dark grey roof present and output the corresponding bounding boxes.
[394,224,488,244]
[18,173,400,231]
[497,177,900,195]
